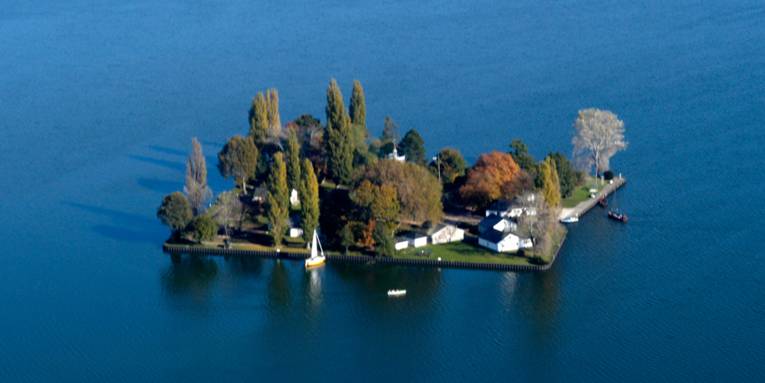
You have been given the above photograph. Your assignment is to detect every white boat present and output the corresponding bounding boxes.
[304,230,326,269]
[387,289,406,297]
[560,216,579,224]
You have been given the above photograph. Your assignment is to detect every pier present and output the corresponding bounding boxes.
[559,176,626,221]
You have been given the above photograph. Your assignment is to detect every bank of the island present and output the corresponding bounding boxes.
[157,79,628,272]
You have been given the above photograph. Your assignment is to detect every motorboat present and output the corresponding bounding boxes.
[607,210,628,223]
[387,289,407,297]
[560,216,579,224]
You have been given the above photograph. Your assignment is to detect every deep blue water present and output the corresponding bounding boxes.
[2,0,765,381]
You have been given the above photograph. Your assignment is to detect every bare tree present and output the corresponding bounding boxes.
[184,137,213,215]
[210,190,243,238]
[572,108,627,177]
[516,192,558,252]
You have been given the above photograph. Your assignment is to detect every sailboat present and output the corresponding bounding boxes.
[304,229,326,269]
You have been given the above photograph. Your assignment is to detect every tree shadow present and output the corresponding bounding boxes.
[63,201,161,243]
[148,145,186,157]
[128,154,184,172]
[64,201,155,226]
[92,224,162,243]
[137,177,181,194]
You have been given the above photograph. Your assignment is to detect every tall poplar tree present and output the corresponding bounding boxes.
[286,127,302,193]
[249,92,269,144]
[349,80,367,152]
[266,152,289,246]
[299,159,320,242]
[184,137,213,215]
[540,157,561,208]
[382,116,399,144]
[324,79,354,184]
[266,88,282,140]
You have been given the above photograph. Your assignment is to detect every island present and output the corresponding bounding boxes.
[158,79,627,271]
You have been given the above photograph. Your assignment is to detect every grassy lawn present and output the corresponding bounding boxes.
[393,241,536,266]
[562,177,606,208]
[523,224,567,263]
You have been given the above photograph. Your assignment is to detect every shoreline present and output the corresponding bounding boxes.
[162,240,563,272]
[162,177,625,272]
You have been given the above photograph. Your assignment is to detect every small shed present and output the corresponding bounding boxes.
[429,223,465,245]
[394,237,410,251]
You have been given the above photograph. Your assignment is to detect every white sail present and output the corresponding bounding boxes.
[305,229,326,268]
[311,230,318,258]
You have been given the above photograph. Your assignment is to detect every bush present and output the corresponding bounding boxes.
[190,214,218,243]
[603,170,615,180]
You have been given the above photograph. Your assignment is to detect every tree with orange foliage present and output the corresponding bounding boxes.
[459,151,528,210]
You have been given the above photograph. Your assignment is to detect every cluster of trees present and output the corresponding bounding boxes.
[157,79,626,261]
[157,138,219,243]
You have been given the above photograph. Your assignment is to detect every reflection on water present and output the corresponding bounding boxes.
[304,268,323,312]
[267,261,291,312]
[160,255,219,306]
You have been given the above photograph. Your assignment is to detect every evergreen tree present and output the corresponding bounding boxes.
[299,159,320,242]
[249,92,269,144]
[286,127,302,193]
[429,147,467,185]
[540,157,561,208]
[349,80,368,152]
[266,153,289,246]
[398,129,426,165]
[157,192,193,237]
[324,79,354,184]
[373,223,394,257]
[381,116,399,144]
[509,139,540,186]
[547,152,583,198]
[218,135,259,193]
[266,88,282,140]
[190,214,218,243]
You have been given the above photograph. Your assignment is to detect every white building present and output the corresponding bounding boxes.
[478,230,523,253]
[387,147,406,162]
[429,224,465,245]
[477,214,532,253]
[394,232,428,251]
[289,188,300,207]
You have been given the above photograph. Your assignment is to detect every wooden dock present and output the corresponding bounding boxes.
[559,176,626,221]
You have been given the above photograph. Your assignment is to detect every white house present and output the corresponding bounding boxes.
[395,231,428,251]
[477,215,531,253]
[485,200,513,217]
[478,215,517,235]
[429,224,464,245]
[387,146,406,162]
[289,188,300,207]
[288,215,303,238]
[478,230,523,253]
[289,227,304,238]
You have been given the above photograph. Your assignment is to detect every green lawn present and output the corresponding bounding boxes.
[562,177,606,208]
[393,241,536,266]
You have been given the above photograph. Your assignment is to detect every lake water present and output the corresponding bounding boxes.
[2,0,764,381]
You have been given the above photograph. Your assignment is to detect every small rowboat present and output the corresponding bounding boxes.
[598,197,608,208]
[607,210,628,223]
[387,289,406,297]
